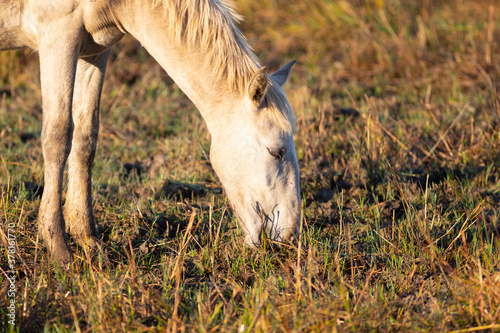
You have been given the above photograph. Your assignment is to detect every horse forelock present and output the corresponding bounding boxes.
[264,80,297,134]
[152,0,261,95]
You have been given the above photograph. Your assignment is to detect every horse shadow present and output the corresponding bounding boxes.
[90,179,227,262]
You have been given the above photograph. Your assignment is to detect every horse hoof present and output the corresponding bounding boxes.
[40,228,74,264]
[51,245,74,264]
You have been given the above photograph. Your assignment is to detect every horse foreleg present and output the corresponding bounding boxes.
[64,51,110,249]
[37,22,82,263]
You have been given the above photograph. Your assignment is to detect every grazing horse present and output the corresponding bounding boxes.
[0,0,301,262]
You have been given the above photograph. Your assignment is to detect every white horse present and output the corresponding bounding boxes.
[0,0,301,262]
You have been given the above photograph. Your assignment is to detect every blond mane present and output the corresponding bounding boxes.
[153,0,295,132]
[153,0,260,93]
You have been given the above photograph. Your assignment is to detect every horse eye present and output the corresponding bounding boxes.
[267,147,286,159]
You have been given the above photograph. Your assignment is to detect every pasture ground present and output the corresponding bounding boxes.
[1,0,500,331]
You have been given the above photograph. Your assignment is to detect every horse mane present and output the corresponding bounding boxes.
[153,0,259,93]
[153,0,295,133]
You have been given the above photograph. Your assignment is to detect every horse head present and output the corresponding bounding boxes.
[209,61,301,248]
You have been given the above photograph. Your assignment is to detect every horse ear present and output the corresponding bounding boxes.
[248,67,268,103]
[269,60,296,87]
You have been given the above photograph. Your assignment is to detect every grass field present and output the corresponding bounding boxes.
[1,0,500,331]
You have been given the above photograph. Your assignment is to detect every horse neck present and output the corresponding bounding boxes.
[115,1,258,134]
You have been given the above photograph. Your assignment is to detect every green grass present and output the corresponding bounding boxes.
[1,0,500,331]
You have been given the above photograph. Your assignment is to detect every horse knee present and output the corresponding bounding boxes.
[41,118,73,163]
